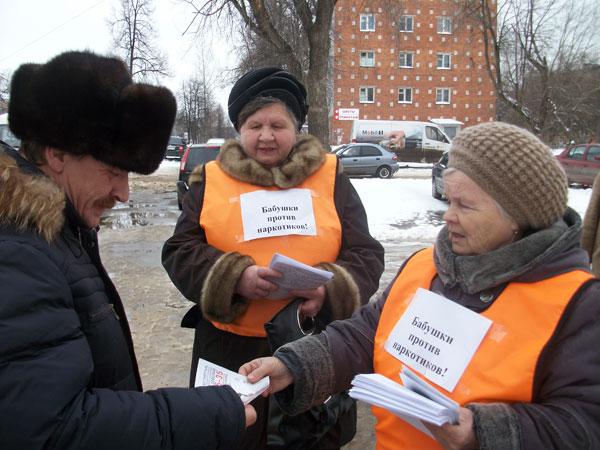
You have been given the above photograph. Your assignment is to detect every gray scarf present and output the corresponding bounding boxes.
[433,208,581,294]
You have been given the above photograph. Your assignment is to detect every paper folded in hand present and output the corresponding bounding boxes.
[265,253,334,300]
[194,358,270,405]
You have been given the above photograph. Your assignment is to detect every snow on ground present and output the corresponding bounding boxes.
[156,159,593,244]
[351,176,446,243]
[155,159,181,174]
[350,171,593,244]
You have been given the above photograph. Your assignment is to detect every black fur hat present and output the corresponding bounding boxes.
[8,51,176,174]
[228,67,308,131]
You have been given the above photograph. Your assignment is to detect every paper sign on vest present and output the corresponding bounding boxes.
[240,189,317,241]
[384,288,492,392]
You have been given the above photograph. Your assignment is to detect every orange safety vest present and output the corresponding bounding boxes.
[372,247,593,450]
[200,154,342,337]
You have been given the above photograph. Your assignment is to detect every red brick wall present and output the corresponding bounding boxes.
[329,0,497,145]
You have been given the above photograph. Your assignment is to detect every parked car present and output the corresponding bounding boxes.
[206,138,226,145]
[336,143,399,178]
[431,151,449,199]
[556,143,600,187]
[176,143,221,209]
[329,144,349,154]
[165,136,187,160]
[0,113,21,149]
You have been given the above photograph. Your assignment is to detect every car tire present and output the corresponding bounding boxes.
[377,166,392,179]
[432,177,442,199]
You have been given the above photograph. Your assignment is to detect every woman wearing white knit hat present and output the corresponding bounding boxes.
[241,121,600,449]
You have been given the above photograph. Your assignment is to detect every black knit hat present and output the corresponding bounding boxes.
[227,67,308,131]
[8,51,177,175]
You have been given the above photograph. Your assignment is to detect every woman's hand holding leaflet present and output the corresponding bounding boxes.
[290,286,326,318]
[235,265,282,300]
[239,357,294,397]
[424,407,479,450]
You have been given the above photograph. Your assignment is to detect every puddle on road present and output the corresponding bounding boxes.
[100,190,181,230]
[389,210,446,230]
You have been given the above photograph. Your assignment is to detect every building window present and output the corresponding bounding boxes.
[399,15,414,32]
[360,14,375,31]
[398,87,413,103]
[360,51,375,67]
[437,17,451,34]
[437,53,451,69]
[436,88,451,104]
[398,52,414,68]
[360,86,375,103]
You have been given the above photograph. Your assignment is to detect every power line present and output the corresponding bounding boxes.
[0,0,107,65]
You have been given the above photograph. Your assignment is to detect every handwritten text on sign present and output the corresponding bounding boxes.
[384,288,492,392]
[240,189,317,241]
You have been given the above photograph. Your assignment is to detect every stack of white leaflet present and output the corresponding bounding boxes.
[349,366,459,427]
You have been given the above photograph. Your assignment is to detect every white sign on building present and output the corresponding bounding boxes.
[335,108,360,120]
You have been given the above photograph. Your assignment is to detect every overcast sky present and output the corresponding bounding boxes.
[0,0,233,106]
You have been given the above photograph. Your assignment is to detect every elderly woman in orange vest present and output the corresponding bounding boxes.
[241,122,600,449]
[162,68,384,449]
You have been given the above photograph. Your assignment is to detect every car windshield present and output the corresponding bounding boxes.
[169,137,185,145]
[0,124,21,148]
[186,146,220,166]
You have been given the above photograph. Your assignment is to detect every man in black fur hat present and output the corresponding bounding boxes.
[0,51,254,449]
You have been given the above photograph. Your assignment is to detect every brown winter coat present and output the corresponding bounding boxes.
[275,208,600,449]
[581,171,600,276]
[162,135,384,326]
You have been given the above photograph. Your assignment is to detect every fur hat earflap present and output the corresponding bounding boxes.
[8,51,176,174]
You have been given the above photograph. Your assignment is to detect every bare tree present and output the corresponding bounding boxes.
[464,0,600,141]
[0,71,11,114]
[107,0,171,82]
[179,0,337,145]
[176,57,236,143]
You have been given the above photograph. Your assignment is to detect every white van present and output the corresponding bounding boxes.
[350,120,452,163]
[350,120,452,152]
[0,113,21,149]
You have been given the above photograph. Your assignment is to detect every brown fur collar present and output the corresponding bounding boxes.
[0,152,65,242]
[214,134,327,188]
[189,134,343,186]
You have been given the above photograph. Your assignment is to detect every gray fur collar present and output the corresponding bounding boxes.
[215,134,327,188]
[0,151,65,242]
[433,208,583,294]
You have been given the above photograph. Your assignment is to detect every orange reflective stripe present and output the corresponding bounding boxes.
[200,154,342,336]
[373,247,593,449]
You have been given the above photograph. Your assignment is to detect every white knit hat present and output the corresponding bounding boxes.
[449,122,568,230]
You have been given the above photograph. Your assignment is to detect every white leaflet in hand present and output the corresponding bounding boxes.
[265,253,334,300]
[400,366,459,424]
[349,371,459,429]
[194,358,269,405]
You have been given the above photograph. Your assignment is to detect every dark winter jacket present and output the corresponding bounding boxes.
[275,208,600,449]
[162,135,384,329]
[0,144,245,450]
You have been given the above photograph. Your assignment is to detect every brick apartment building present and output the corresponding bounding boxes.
[329,0,497,145]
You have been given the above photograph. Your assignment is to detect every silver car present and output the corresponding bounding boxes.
[336,143,400,178]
